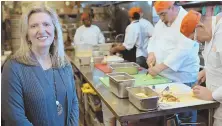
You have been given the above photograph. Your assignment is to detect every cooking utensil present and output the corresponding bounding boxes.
[161,86,170,95]
[146,63,153,75]
[107,72,135,98]
[191,81,202,89]
[109,62,140,75]
[127,86,159,111]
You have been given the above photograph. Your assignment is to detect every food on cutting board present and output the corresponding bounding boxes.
[136,93,149,98]
[160,92,180,102]
[143,74,155,81]
[147,74,154,79]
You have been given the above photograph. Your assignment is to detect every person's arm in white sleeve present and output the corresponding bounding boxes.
[146,21,154,38]
[74,28,81,45]
[212,86,222,103]
[163,34,198,72]
[147,21,160,53]
[214,17,222,63]
[122,25,138,50]
[212,19,222,103]
[98,29,105,44]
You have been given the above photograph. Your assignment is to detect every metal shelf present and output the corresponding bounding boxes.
[102,1,131,7]
[177,1,222,8]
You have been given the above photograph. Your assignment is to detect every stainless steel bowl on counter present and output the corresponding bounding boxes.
[107,72,135,98]
[109,62,140,75]
[126,86,159,111]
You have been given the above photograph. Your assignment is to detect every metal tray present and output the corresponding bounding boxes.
[107,72,135,98]
[109,62,140,75]
[126,86,159,111]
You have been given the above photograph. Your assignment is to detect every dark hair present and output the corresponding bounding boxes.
[132,12,140,20]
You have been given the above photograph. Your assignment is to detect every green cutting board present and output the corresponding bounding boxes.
[100,74,172,87]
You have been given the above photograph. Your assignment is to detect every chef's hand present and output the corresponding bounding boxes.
[148,64,161,76]
[147,52,156,68]
[197,69,206,84]
[148,63,168,76]
[193,85,214,101]
[110,47,116,55]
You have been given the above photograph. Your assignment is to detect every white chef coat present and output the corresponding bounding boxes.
[139,18,154,57]
[202,16,222,125]
[74,25,105,45]
[147,7,200,83]
[123,20,146,58]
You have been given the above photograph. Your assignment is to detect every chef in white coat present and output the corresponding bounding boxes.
[137,7,154,68]
[110,7,147,67]
[147,1,199,85]
[147,1,199,124]
[180,10,222,126]
[74,13,105,45]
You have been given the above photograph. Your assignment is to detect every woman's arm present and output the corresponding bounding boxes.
[2,60,33,126]
[68,65,79,126]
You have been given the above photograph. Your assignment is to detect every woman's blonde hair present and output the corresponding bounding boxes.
[11,5,70,68]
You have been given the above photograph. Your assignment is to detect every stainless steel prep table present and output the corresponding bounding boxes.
[67,53,219,126]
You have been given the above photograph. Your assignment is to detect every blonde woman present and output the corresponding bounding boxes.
[1,5,79,126]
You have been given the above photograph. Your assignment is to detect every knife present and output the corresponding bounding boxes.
[146,63,153,75]
[191,81,202,89]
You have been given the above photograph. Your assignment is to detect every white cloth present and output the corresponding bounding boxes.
[213,119,222,126]
[202,16,222,122]
[123,20,146,58]
[147,7,200,83]
[139,18,154,57]
[74,25,105,45]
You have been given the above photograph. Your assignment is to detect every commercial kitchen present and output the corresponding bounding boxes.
[1,1,222,126]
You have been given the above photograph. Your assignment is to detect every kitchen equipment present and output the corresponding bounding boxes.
[109,62,140,75]
[78,57,91,66]
[92,51,109,57]
[107,72,135,98]
[103,56,124,63]
[191,81,202,89]
[93,43,113,51]
[92,56,104,64]
[126,86,159,111]
[100,74,172,88]
[146,63,153,75]
[75,44,93,57]
[95,64,112,73]
[161,86,170,95]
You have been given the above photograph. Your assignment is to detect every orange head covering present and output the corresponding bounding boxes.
[180,10,201,37]
[128,7,141,18]
[81,13,90,21]
[154,1,174,13]
[137,7,142,13]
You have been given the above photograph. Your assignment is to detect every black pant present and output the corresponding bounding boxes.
[136,56,148,69]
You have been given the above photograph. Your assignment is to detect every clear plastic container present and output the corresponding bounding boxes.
[75,44,93,57]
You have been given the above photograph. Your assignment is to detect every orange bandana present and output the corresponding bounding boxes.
[180,10,201,37]
[154,1,174,13]
[128,7,141,17]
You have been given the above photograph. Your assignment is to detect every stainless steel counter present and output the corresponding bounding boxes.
[67,53,219,126]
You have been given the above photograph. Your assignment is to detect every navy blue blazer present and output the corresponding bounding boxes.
[2,59,79,126]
